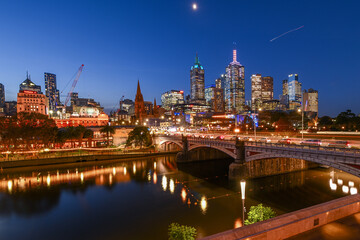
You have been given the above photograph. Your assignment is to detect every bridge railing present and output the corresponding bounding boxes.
[245,141,360,156]
[158,136,360,156]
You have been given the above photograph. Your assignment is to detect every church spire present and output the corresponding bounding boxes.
[136,79,141,96]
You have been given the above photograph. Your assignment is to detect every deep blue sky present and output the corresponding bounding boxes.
[0,0,359,117]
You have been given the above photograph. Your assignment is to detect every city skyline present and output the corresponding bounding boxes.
[0,0,359,117]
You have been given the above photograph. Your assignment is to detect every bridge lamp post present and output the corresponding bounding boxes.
[298,108,304,140]
[234,128,240,139]
[253,108,262,141]
[240,179,246,225]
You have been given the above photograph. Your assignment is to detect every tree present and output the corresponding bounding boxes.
[318,116,333,130]
[126,126,152,149]
[56,129,68,148]
[83,129,94,147]
[74,125,87,147]
[64,127,78,148]
[244,204,276,225]
[100,125,115,146]
[168,223,197,240]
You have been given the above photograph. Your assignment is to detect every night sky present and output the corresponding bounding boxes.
[0,0,359,117]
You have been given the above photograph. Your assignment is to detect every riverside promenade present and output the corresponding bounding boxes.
[202,194,360,240]
[0,148,177,169]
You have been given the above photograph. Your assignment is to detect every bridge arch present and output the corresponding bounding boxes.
[159,140,183,149]
[246,153,360,177]
[189,145,236,159]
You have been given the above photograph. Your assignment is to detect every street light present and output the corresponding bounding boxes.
[298,107,304,140]
[253,108,262,141]
[240,179,246,225]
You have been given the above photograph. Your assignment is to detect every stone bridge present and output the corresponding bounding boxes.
[154,136,360,177]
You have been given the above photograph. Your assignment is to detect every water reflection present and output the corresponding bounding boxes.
[162,176,167,191]
[46,174,51,187]
[153,172,157,184]
[234,218,242,229]
[181,188,187,203]
[7,180,12,193]
[328,171,360,196]
[349,181,354,187]
[329,179,337,191]
[169,179,175,194]
[200,196,208,214]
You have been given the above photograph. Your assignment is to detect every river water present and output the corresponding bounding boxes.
[0,155,358,239]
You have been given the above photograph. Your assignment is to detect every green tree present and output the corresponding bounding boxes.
[244,204,276,225]
[126,126,152,149]
[100,125,115,146]
[168,223,197,240]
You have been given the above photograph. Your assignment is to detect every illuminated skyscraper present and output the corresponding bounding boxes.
[303,88,318,114]
[19,73,42,94]
[44,72,60,111]
[205,85,224,113]
[224,49,245,113]
[288,74,302,102]
[190,54,205,104]
[0,83,4,107]
[251,74,262,111]
[261,76,273,101]
[161,90,184,110]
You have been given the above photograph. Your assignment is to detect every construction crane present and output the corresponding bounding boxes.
[119,95,125,111]
[63,64,84,106]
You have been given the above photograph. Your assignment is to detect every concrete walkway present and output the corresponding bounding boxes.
[287,212,360,240]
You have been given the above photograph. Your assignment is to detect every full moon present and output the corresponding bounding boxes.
[192,3,197,10]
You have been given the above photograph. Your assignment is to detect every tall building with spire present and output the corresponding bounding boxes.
[224,49,245,113]
[19,72,42,94]
[134,80,146,122]
[44,72,60,111]
[190,54,205,104]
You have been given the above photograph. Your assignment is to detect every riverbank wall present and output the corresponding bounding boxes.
[0,151,178,169]
[202,194,360,240]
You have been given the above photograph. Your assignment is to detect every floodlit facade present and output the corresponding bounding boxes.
[161,90,185,110]
[190,54,205,104]
[17,90,47,115]
[224,49,245,113]
[44,72,60,111]
[303,88,318,114]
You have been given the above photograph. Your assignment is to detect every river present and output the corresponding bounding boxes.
[0,155,358,239]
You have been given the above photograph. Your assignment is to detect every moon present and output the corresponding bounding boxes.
[192,3,197,10]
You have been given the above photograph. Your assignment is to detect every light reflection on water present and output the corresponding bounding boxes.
[0,156,359,240]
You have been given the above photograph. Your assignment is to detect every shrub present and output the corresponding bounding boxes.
[244,204,276,225]
[168,223,197,240]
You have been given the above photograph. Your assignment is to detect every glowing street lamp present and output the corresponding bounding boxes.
[240,179,246,225]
